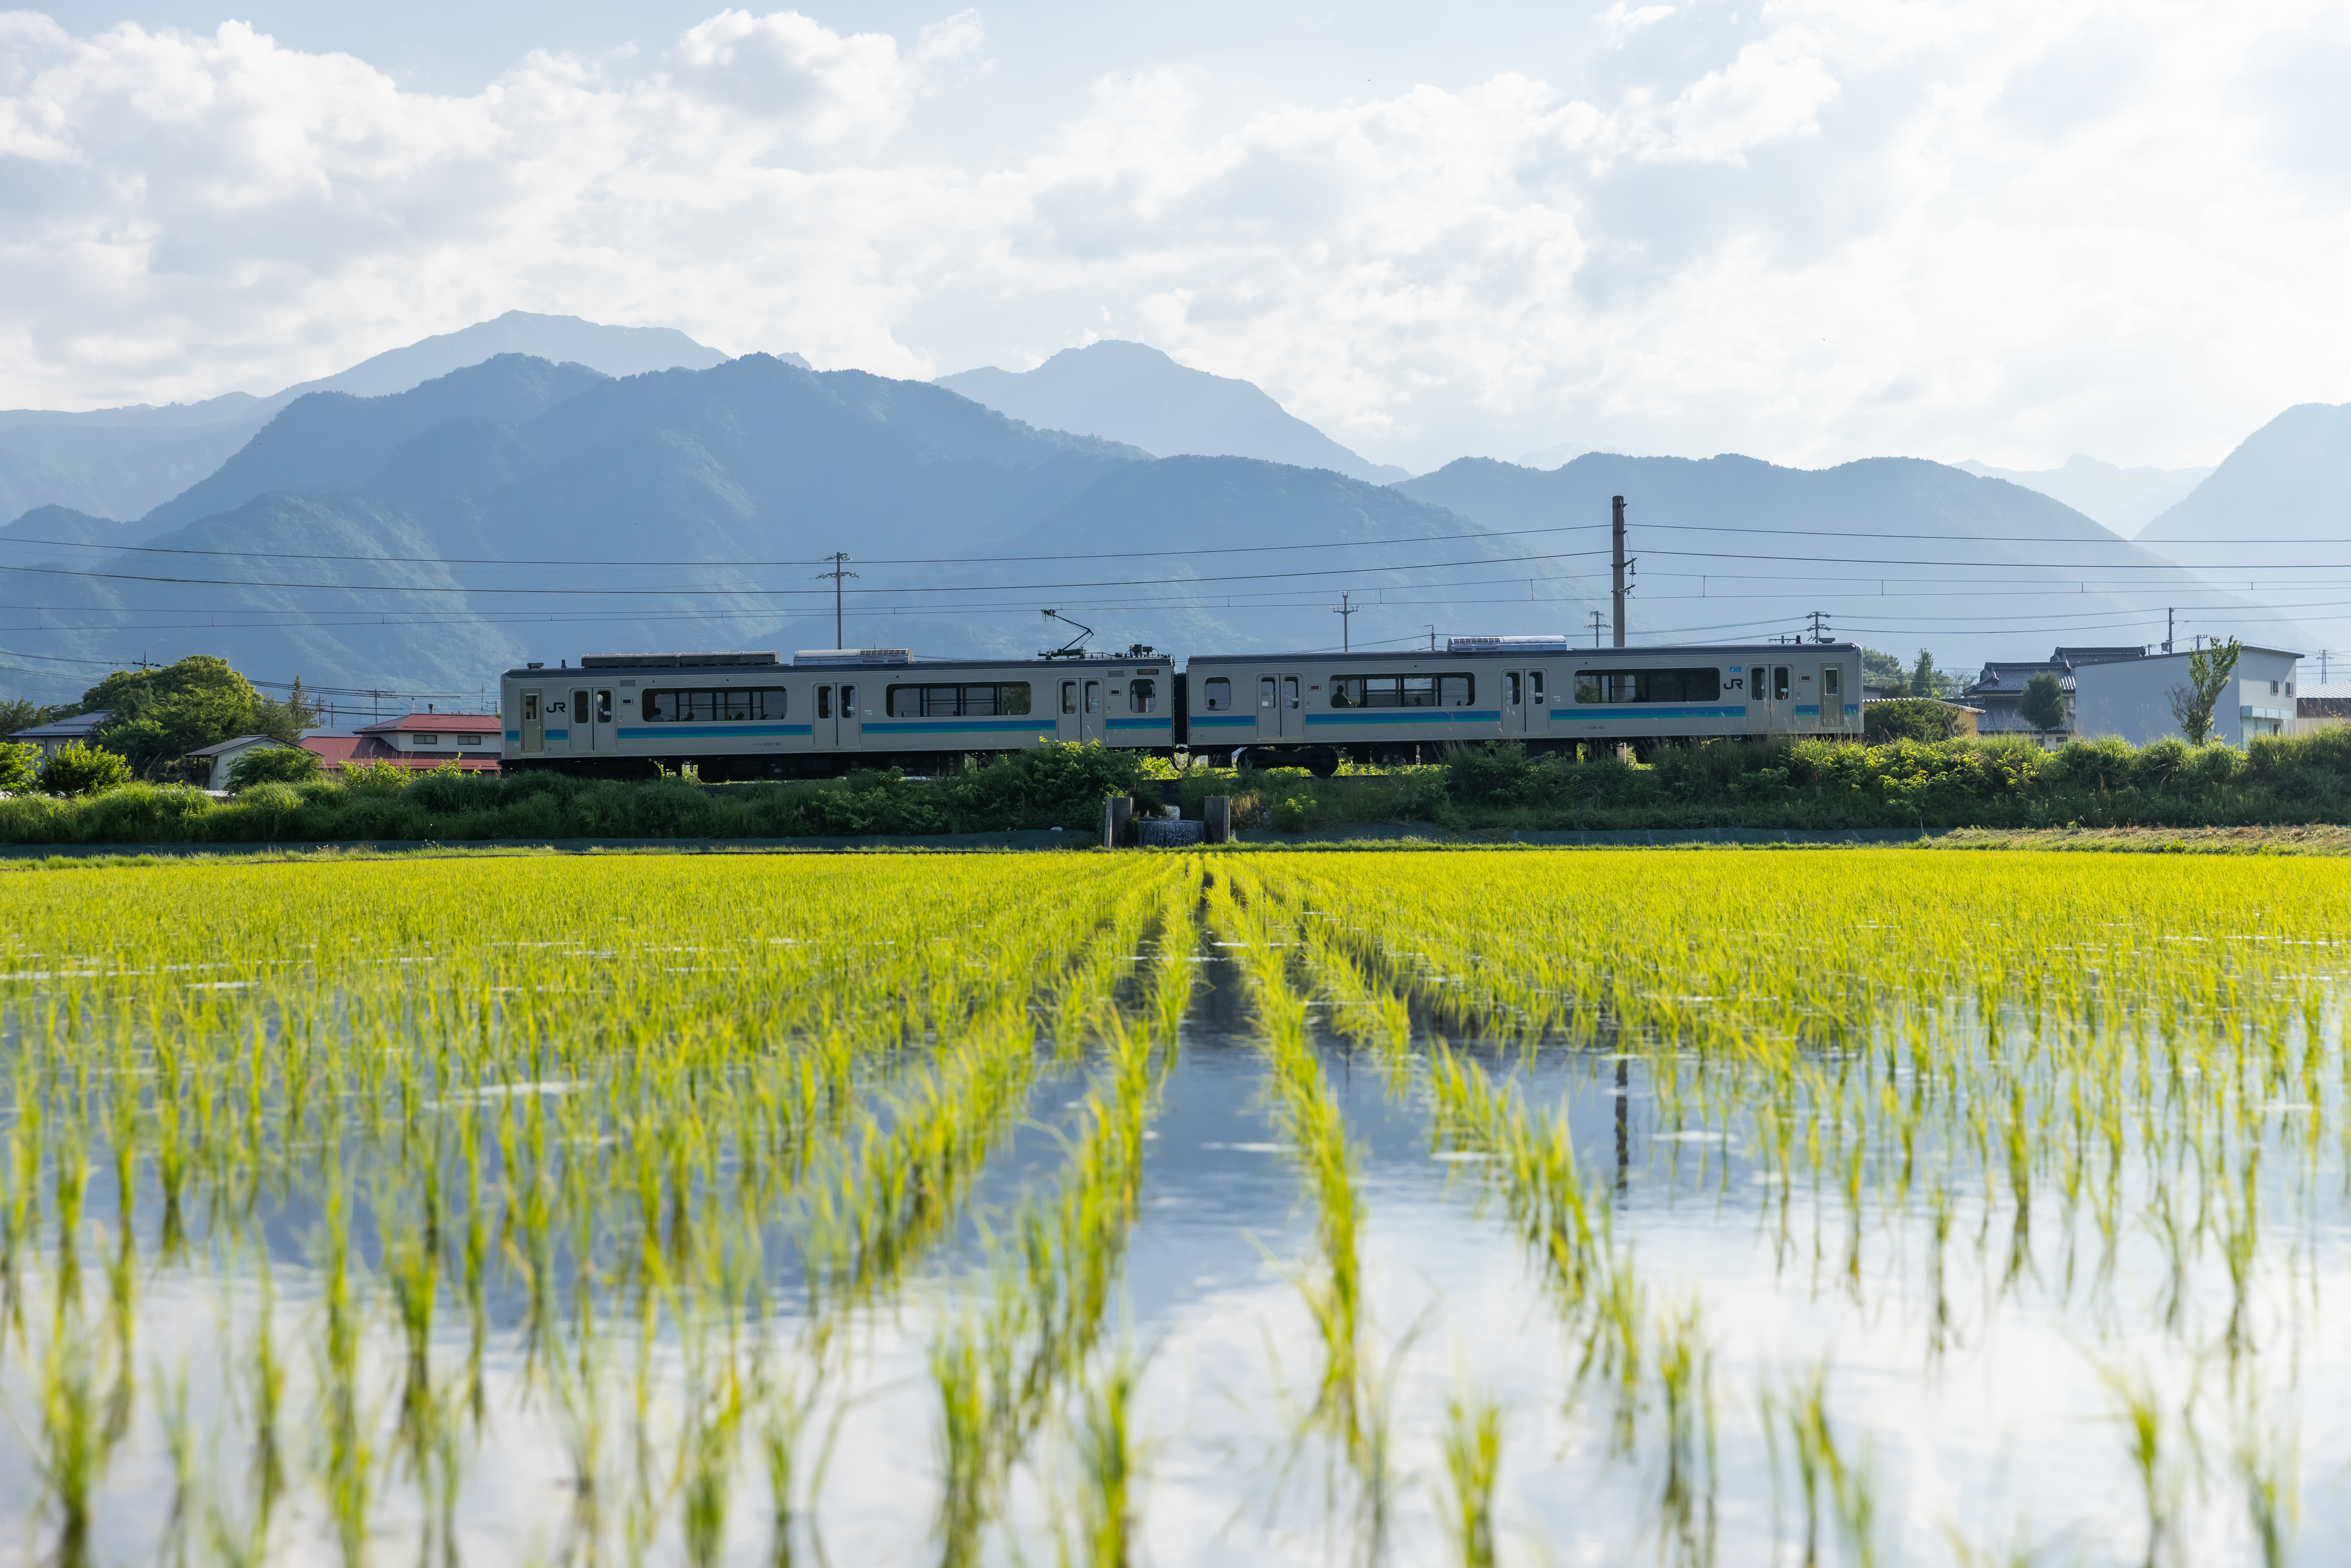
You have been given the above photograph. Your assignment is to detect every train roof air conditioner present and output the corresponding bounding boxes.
[1446,635,1572,653]
[793,649,912,666]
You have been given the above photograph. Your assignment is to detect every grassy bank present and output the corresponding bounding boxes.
[7,730,2351,845]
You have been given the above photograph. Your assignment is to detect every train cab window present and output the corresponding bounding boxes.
[1531,671,1546,706]
[1204,677,1231,711]
[1130,678,1157,713]
[1260,676,1277,710]
[1061,681,1077,715]
[1284,676,1300,709]
[1085,681,1101,714]
[1774,666,1790,702]
[1505,672,1522,706]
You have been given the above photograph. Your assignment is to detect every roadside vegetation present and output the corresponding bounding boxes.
[9,727,2351,843]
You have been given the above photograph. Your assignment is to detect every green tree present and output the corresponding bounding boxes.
[1910,649,1944,700]
[2166,638,2242,746]
[38,742,132,796]
[253,677,320,745]
[0,741,36,792]
[227,745,321,792]
[2019,671,2067,731]
[76,656,264,777]
[0,696,62,738]
[1861,648,1910,696]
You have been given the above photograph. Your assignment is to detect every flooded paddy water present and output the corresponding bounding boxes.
[0,848,2345,1566]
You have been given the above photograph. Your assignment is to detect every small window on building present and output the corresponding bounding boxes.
[414,733,439,745]
[2272,680,2281,695]
[1204,677,1231,711]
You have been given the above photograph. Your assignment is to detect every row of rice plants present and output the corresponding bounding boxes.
[0,853,1188,1566]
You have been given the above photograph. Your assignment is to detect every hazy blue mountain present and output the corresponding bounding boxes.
[0,312,746,530]
[1399,454,2272,665]
[0,422,259,525]
[937,341,1408,485]
[2133,403,2351,662]
[3,356,1157,700]
[143,356,611,532]
[1956,455,2214,537]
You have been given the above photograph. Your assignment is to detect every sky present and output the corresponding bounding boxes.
[3,0,2349,474]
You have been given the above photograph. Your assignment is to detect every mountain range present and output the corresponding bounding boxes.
[0,311,738,527]
[3,315,2346,707]
[937,341,1409,485]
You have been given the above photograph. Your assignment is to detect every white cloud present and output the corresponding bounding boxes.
[1,1,2349,474]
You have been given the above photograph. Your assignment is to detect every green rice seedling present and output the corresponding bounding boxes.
[1069,1349,1144,1568]
[1438,1386,1502,1568]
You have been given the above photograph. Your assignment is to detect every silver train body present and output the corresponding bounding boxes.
[498,639,1863,778]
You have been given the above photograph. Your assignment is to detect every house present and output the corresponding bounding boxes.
[5,709,112,761]
[2071,645,2302,746]
[300,713,502,775]
[1958,646,2156,746]
[2296,685,2351,732]
[182,734,297,790]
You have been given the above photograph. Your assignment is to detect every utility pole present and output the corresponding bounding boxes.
[1332,591,1358,653]
[1806,609,1831,644]
[2164,608,2173,655]
[1588,610,1604,647]
[1610,495,1631,648]
[817,552,857,648]
[1425,624,1436,652]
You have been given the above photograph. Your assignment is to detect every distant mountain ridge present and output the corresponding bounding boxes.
[1398,454,2271,664]
[0,312,746,528]
[1955,455,2214,536]
[937,341,1408,485]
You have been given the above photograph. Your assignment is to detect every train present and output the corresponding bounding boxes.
[498,636,1864,779]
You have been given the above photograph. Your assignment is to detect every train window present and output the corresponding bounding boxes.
[818,687,833,720]
[1260,676,1276,710]
[1329,675,1475,708]
[1576,669,1725,703]
[1774,667,1790,701]
[1086,681,1101,714]
[597,691,612,723]
[1204,677,1231,711]
[1823,668,1841,697]
[1284,676,1300,709]
[1130,678,1157,713]
[1061,681,1076,715]
[886,684,1033,718]
[642,687,789,721]
[1505,672,1522,705]
[1531,671,1546,705]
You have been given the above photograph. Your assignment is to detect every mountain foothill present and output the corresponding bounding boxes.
[0,317,2342,703]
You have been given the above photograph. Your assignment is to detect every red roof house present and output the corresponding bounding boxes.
[301,713,502,775]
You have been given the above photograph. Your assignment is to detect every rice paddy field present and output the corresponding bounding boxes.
[0,846,2345,1566]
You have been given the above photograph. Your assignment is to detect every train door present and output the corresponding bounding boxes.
[569,686,614,751]
[1501,668,1545,733]
[1819,664,1846,732]
[815,683,863,749]
[519,689,544,754]
[1750,662,1793,732]
[1256,672,1301,740]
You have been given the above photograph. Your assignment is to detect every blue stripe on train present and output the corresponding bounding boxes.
[1551,706,1746,722]
[615,725,811,738]
[1189,715,1256,729]
[1106,718,1173,731]
[1305,709,1503,726]
[863,719,1051,735]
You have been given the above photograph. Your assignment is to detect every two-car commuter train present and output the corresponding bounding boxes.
[498,637,1863,780]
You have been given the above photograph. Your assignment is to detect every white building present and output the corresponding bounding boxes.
[181,734,297,790]
[2070,645,2301,746]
